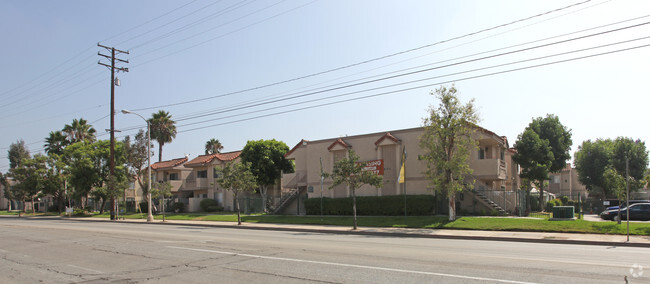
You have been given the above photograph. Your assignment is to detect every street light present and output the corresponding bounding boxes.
[121,109,154,222]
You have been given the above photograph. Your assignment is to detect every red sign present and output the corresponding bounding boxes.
[360,159,384,175]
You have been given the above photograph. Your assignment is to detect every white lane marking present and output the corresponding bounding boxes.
[67,264,104,274]
[167,246,537,284]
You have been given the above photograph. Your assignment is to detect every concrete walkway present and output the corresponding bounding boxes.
[54,215,650,248]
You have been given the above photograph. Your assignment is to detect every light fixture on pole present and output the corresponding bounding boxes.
[121,109,154,222]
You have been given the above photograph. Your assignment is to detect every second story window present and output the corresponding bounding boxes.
[197,170,208,178]
[169,173,179,180]
[479,148,485,159]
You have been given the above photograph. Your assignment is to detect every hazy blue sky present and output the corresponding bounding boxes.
[1,0,649,171]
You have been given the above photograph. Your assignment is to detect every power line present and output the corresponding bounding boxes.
[161,21,650,125]
[130,0,595,112]
[177,42,650,133]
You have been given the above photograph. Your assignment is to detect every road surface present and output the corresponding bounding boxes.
[0,217,647,283]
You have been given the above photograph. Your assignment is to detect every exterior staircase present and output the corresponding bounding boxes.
[272,187,303,214]
[472,190,507,215]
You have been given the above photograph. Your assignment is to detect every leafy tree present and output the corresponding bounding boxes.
[574,138,648,199]
[8,155,48,216]
[151,181,173,214]
[41,154,67,213]
[574,139,613,197]
[64,140,127,209]
[148,110,177,162]
[513,114,572,211]
[419,85,479,221]
[240,139,294,212]
[325,149,382,230]
[611,137,648,184]
[205,138,224,155]
[62,118,96,143]
[603,168,626,223]
[0,172,12,211]
[123,130,152,201]
[8,139,30,169]
[215,161,257,225]
[44,131,69,156]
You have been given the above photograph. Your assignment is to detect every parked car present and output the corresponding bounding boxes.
[605,200,650,211]
[600,208,619,220]
[606,203,650,221]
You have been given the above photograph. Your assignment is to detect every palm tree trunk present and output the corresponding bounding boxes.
[158,142,163,162]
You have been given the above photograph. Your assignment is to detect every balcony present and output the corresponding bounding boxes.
[470,158,506,180]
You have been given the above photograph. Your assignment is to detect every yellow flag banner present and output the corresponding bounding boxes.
[398,147,406,184]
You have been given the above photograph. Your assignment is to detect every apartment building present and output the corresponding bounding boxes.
[280,126,520,215]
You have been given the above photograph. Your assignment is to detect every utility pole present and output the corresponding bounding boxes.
[98,43,129,221]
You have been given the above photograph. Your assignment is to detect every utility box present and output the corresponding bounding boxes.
[552,206,575,219]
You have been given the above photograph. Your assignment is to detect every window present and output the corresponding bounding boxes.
[169,173,179,180]
[550,175,561,183]
[479,148,485,159]
[213,168,219,178]
[197,170,208,178]
[500,151,505,160]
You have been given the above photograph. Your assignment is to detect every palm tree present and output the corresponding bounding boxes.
[62,118,96,143]
[205,138,223,155]
[44,131,68,155]
[148,110,177,162]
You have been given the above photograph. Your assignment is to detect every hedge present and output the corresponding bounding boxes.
[304,195,436,216]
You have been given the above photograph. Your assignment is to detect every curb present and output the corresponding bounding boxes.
[53,216,650,248]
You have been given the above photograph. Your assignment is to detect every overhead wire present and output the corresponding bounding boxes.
[130,0,595,112]
[177,42,650,133]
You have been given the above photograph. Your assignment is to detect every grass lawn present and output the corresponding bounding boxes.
[82,212,650,235]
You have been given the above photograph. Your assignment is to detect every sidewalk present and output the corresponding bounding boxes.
[61,216,650,248]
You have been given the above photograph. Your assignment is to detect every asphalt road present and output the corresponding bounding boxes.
[0,217,648,283]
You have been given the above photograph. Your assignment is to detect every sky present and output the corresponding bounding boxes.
[1,0,649,171]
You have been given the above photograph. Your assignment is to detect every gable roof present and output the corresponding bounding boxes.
[184,151,241,167]
[151,157,188,170]
[374,132,400,146]
[327,138,351,151]
[285,139,309,159]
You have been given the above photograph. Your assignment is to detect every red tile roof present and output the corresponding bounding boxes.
[327,138,350,151]
[185,151,241,167]
[374,132,400,146]
[151,157,188,170]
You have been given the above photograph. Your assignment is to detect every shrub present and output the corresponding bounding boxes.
[200,199,219,212]
[207,205,224,212]
[172,202,184,213]
[303,195,435,216]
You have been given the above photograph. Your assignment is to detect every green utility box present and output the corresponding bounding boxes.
[552,206,575,219]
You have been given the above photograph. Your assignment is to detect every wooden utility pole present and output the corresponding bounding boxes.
[98,43,129,220]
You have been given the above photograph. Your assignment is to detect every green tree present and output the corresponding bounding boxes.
[240,139,294,212]
[64,140,127,209]
[419,85,479,221]
[44,131,69,156]
[513,114,572,211]
[574,139,613,197]
[8,155,48,216]
[205,138,224,155]
[0,172,12,211]
[603,167,626,222]
[325,149,383,230]
[62,118,96,144]
[123,130,152,201]
[611,137,648,184]
[41,154,67,213]
[8,139,30,169]
[215,161,257,225]
[148,110,177,162]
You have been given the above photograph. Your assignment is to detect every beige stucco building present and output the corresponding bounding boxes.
[547,163,588,199]
[280,126,521,215]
